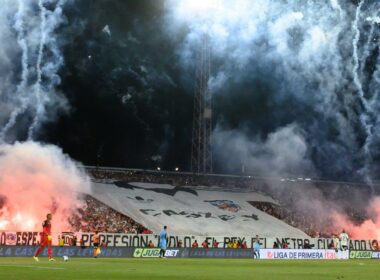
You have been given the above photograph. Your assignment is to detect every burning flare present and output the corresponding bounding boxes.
[0,141,90,232]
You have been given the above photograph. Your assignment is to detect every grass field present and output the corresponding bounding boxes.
[0,258,379,280]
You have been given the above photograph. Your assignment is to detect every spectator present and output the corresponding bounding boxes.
[327,240,335,249]
[192,240,199,248]
[68,195,152,234]
[241,241,248,249]
[372,240,379,251]
[72,235,77,246]
[213,240,219,248]
[80,238,86,249]
[202,239,209,248]
[148,240,155,248]
[58,235,64,247]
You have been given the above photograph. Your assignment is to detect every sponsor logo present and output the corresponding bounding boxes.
[133,248,179,258]
[350,251,372,259]
[324,251,337,260]
[134,248,160,258]
[267,251,273,259]
[165,250,179,257]
[133,248,144,258]
[6,233,17,245]
[372,252,380,259]
[261,249,342,260]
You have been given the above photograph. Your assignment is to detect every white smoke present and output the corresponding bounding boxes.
[0,0,91,233]
[164,0,380,238]
[0,0,68,142]
[165,0,380,180]
[0,141,90,231]
[213,123,314,176]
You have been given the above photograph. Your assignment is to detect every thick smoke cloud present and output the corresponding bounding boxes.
[0,141,90,231]
[0,0,90,232]
[213,124,314,176]
[166,0,380,182]
[165,0,380,238]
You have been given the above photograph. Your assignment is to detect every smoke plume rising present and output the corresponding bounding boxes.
[0,141,90,232]
[165,0,380,238]
[0,0,89,233]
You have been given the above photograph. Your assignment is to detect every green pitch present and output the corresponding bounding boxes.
[0,258,379,280]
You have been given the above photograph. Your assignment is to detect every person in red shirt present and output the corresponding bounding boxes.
[192,240,199,248]
[202,239,208,248]
[213,240,219,248]
[33,213,54,261]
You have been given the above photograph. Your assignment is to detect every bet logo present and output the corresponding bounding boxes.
[133,248,143,258]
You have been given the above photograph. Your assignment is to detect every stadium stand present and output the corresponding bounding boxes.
[81,167,370,237]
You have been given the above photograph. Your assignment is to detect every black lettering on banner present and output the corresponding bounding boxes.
[238,237,245,244]
[317,239,325,249]
[184,236,192,248]
[140,209,156,215]
[81,234,90,246]
[32,232,38,245]
[263,237,267,249]
[0,232,5,245]
[224,237,231,248]
[155,235,160,246]
[241,214,258,220]
[113,235,121,246]
[205,237,212,247]
[187,213,202,218]
[27,232,32,245]
[22,232,28,245]
[353,240,361,250]
[131,235,139,247]
[105,234,112,246]
[175,236,183,247]
[361,240,367,251]
[275,238,282,247]
[280,237,290,247]
[16,232,22,245]
[168,236,176,247]
[163,210,178,216]
[250,237,255,248]
[98,234,106,245]
[218,215,235,221]
[140,235,148,248]
[121,235,129,246]
[296,239,304,249]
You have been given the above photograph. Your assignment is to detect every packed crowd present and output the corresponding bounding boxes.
[250,201,327,237]
[68,195,152,234]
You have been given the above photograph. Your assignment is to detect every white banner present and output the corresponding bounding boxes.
[0,231,377,251]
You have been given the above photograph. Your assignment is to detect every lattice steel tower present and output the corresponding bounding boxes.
[191,35,213,174]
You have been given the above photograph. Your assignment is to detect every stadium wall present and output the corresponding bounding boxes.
[1,246,379,260]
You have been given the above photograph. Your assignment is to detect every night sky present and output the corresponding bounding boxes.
[47,0,193,170]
